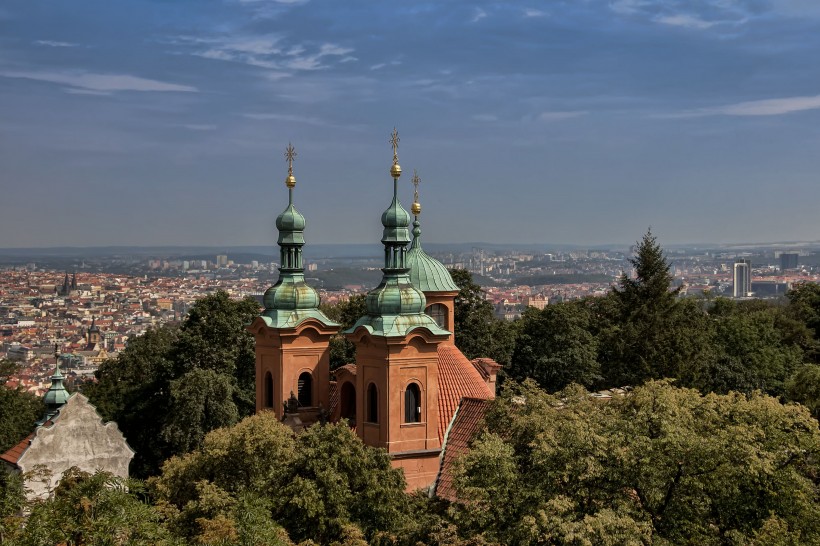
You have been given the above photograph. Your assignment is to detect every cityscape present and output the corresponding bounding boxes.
[2,242,819,396]
[4,0,820,543]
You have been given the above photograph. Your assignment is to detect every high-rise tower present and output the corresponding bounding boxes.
[733,259,752,298]
[248,144,339,421]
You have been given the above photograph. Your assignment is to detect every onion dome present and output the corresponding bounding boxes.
[259,143,338,330]
[276,204,306,237]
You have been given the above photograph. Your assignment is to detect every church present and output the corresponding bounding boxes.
[247,132,499,492]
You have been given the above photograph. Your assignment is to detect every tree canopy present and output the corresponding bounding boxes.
[87,291,260,477]
[451,380,820,545]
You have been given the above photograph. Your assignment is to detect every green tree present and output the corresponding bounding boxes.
[450,268,515,366]
[88,291,261,477]
[451,380,820,545]
[9,469,176,546]
[170,291,259,415]
[509,302,601,392]
[600,230,714,387]
[786,364,820,419]
[152,413,409,545]
[86,325,179,477]
[0,471,25,543]
[321,295,367,370]
[786,281,820,362]
[161,369,240,454]
[677,298,810,397]
[0,360,45,453]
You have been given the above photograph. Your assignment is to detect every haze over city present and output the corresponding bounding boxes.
[2,0,820,247]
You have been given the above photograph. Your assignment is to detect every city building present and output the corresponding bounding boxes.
[780,253,799,271]
[733,259,752,298]
[248,137,498,493]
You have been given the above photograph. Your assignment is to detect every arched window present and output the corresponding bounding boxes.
[404,383,422,423]
[264,372,273,408]
[340,382,356,422]
[297,372,313,407]
[366,383,378,423]
[427,303,447,329]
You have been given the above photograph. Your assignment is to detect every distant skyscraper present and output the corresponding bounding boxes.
[216,254,228,267]
[780,253,798,271]
[733,259,752,298]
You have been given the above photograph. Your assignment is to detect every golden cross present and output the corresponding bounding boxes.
[390,127,400,165]
[285,142,297,175]
[412,169,420,202]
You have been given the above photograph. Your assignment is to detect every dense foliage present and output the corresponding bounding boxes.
[321,294,367,369]
[451,380,820,545]
[451,268,516,367]
[85,291,260,477]
[0,360,44,454]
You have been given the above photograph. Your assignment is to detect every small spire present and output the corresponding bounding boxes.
[411,170,421,217]
[389,127,402,179]
[284,142,297,192]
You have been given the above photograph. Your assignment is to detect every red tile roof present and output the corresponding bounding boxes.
[0,432,34,466]
[437,345,492,443]
[434,397,491,501]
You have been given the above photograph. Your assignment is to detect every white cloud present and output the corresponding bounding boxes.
[34,40,79,47]
[609,0,649,15]
[537,110,587,122]
[185,34,352,72]
[470,8,487,22]
[654,13,717,29]
[242,112,327,126]
[720,94,820,116]
[0,70,197,93]
[236,0,308,4]
[523,9,547,17]
[665,94,820,117]
[182,124,217,131]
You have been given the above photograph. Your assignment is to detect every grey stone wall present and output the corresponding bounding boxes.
[17,393,134,500]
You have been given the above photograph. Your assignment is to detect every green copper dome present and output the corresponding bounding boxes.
[407,220,459,293]
[43,364,69,410]
[381,194,411,245]
[276,204,306,242]
[263,276,319,310]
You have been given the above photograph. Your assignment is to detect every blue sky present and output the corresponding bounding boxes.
[2,0,820,247]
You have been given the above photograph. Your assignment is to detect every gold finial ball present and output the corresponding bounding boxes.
[390,163,402,178]
[285,174,296,188]
[411,202,421,215]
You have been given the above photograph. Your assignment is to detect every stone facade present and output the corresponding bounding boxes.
[2,393,134,500]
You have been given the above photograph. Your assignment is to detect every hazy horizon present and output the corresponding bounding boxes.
[3,0,820,247]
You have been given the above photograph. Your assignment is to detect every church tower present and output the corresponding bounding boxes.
[405,172,460,344]
[248,144,339,421]
[87,317,101,347]
[345,130,450,488]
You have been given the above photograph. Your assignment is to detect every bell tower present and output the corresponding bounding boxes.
[345,129,450,488]
[248,143,339,423]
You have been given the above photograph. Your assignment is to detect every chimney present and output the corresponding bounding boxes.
[472,358,502,397]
